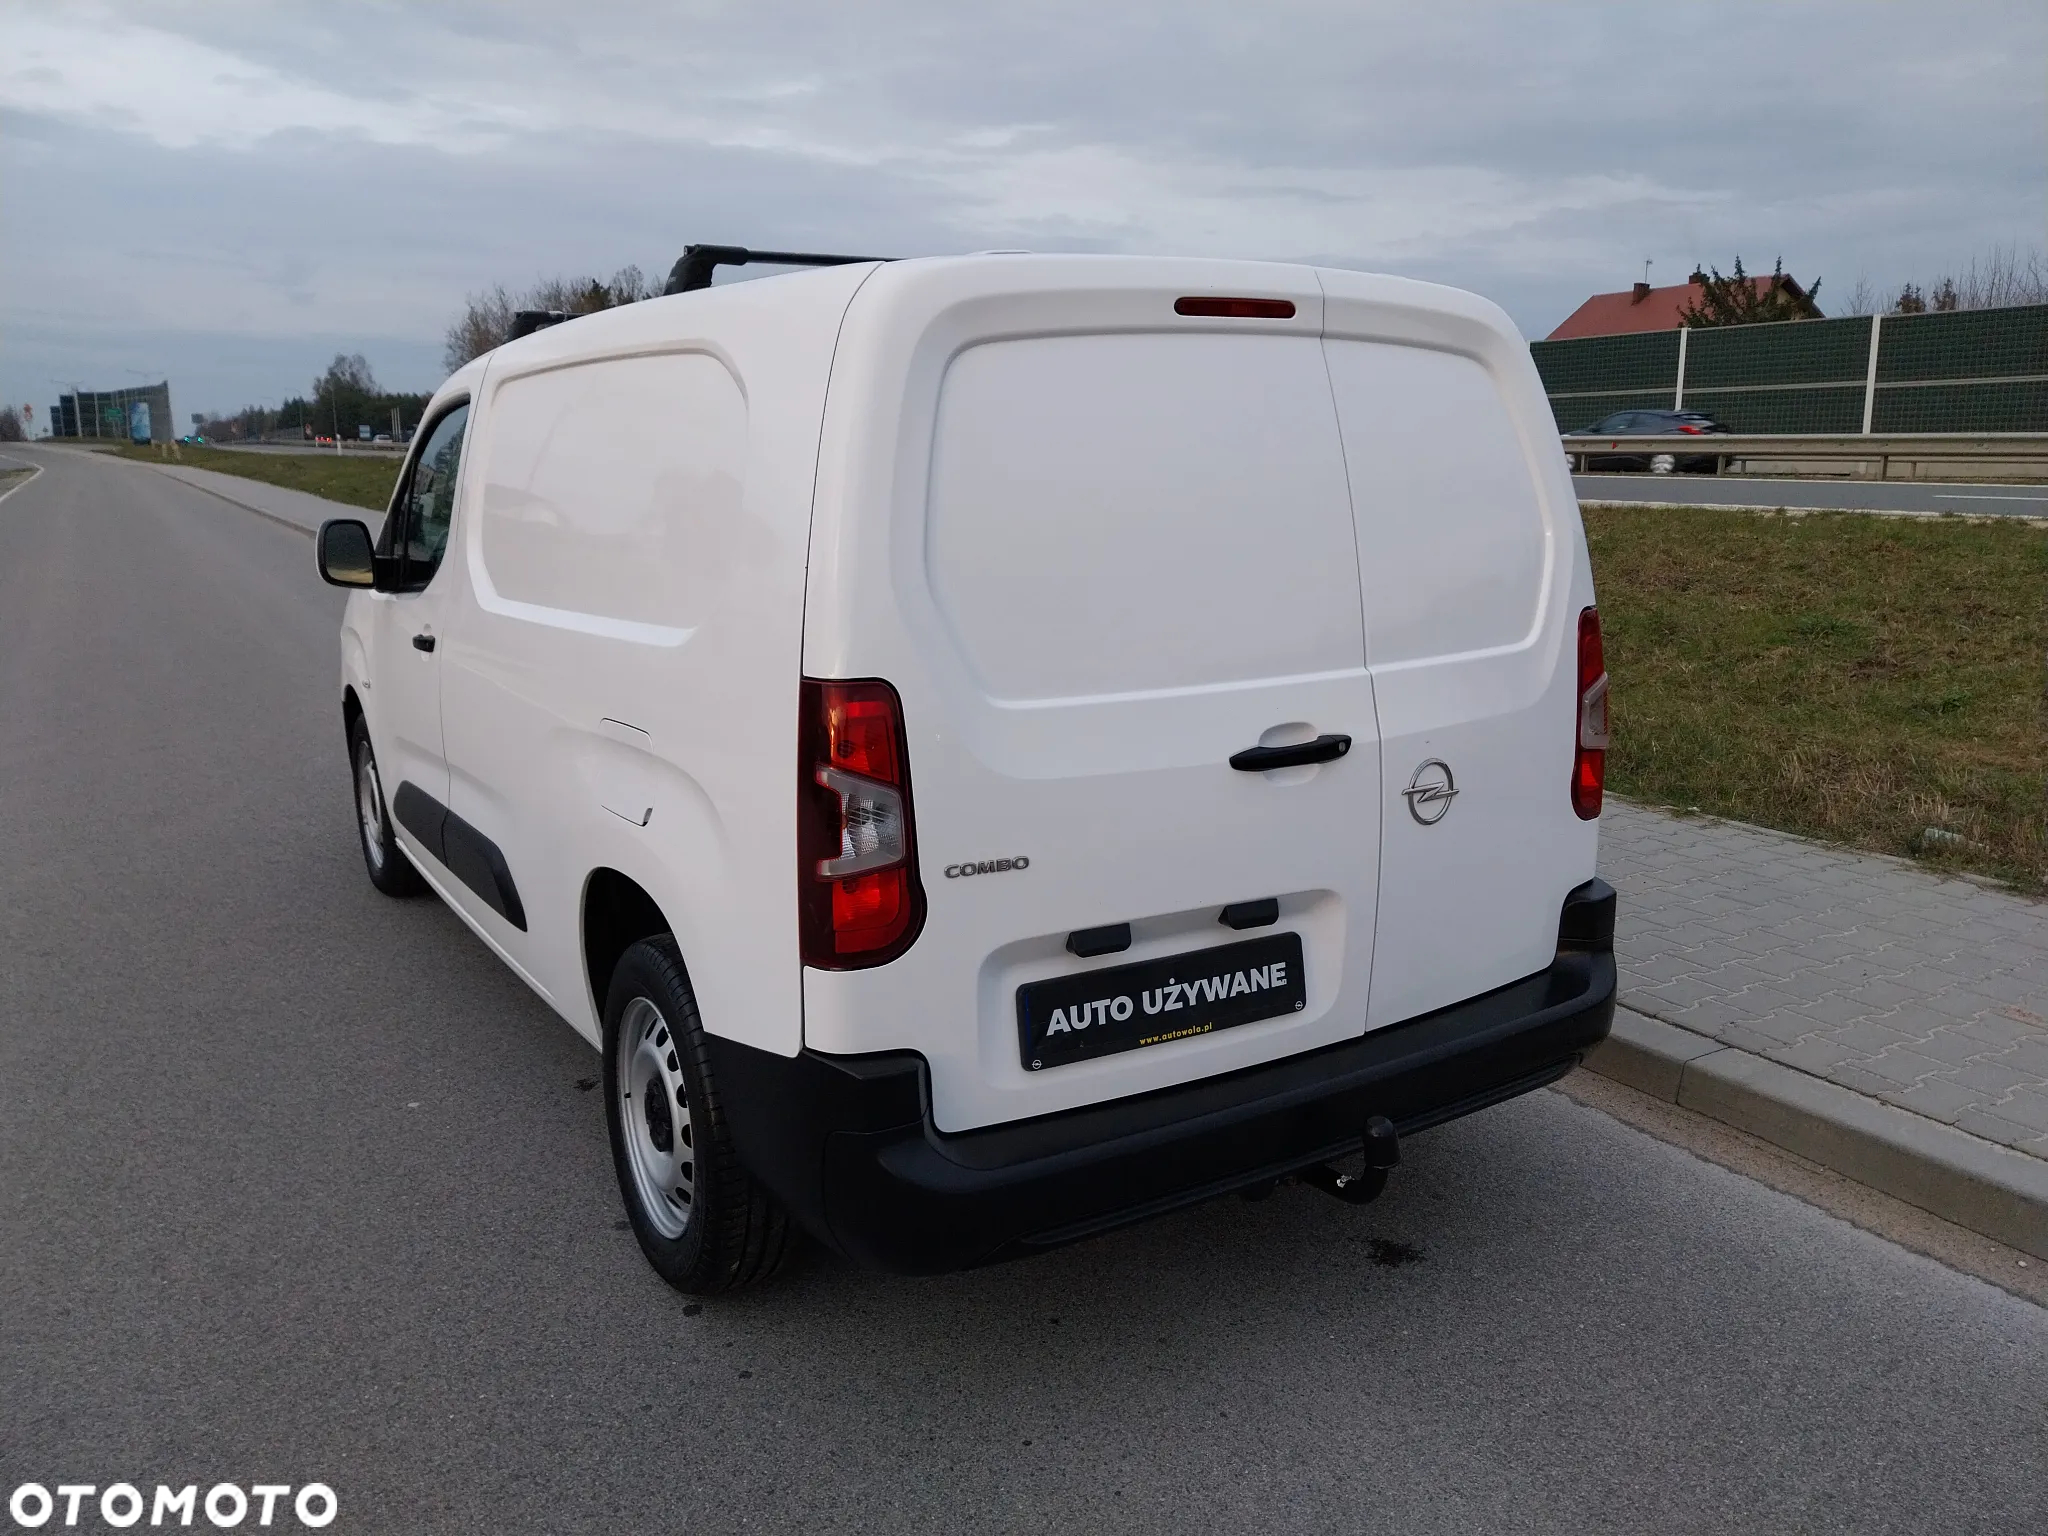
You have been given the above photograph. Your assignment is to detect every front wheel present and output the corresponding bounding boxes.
[1649,452,1677,475]
[603,937,793,1294]
[350,716,423,897]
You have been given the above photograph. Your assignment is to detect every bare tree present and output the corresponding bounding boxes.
[608,265,652,304]
[443,285,520,373]
[0,406,24,443]
[442,266,656,373]
[1885,245,2048,314]
[1951,244,2048,308]
[1839,273,1879,317]
[320,353,380,396]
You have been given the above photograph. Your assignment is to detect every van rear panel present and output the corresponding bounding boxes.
[802,257,1593,1133]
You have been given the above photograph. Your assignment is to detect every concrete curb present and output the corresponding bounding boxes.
[137,462,321,538]
[1577,497,2048,522]
[1585,1009,2048,1260]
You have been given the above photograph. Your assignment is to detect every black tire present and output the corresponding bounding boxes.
[603,937,793,1294]
[349,716,424,897]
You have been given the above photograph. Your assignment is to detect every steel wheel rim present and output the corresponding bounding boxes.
[618,995,694,1239]
[356,744,387,873]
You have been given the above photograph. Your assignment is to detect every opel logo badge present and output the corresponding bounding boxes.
[1403,759,1458,825]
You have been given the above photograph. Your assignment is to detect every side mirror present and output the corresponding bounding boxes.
[317,519,380,588]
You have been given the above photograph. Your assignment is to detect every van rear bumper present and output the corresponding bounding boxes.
[709,924,1615,1274]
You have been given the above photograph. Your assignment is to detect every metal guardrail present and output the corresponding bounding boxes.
[1561,432,2048,481]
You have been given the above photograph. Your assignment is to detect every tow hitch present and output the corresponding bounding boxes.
[1299,1115,1399,1205]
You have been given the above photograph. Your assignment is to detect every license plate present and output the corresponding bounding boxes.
[1017,932,1306,1071]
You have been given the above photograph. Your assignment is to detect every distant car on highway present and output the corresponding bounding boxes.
[1565,408,1729,473]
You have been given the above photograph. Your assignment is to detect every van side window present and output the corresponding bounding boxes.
[396,403,470,590]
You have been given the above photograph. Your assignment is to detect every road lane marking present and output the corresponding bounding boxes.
[0,461,45,506]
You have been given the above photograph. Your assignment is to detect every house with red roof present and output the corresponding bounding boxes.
[1547,269,1822,340]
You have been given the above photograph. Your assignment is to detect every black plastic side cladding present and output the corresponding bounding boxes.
[390,780,527,931]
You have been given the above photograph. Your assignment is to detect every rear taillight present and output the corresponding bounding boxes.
[1572,607,1609,820]
[799,678,925,968]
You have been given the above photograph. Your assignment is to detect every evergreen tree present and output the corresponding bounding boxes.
[1678,256,1822,327]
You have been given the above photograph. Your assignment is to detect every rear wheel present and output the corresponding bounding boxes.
[603,937,792,1294]
[1649,452,1677,474]
[349,716,423,897]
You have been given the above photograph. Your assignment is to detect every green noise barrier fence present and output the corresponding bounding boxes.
[1531,303,2048,434]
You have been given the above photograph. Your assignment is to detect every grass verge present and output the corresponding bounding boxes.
[106,444,401,513]
[1585,505,2048,890]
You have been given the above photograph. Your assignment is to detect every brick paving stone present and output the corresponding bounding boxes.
[1782,992,1877,1027]
[1600,800,2048,1165]
[1726,1011,1818,1047]
[1838,980,1922,1011]
[1953,1014,2040,1048]
[2004,1038,2048,1078]
[1947,1059,2045,1099]
[1824,1017,1921,1055]
[1727,983,1809,1017]
[1719,1023,1798,1057]
[1924,988,2007,1021]
[1975,973,2048,1008]
[1772,970,1858,1005]
[1703,961,1782,994]
[1664,996,1750,1034]
[1827,1062,1911,1098]
[1909,1027,2013,1069]
[1952,1107,2047,1153]
[1891,1076,1986,1122]
[1986,1088,2048,1135]
[1629,952,1711,983]
[1855,1048,1952,1089]
[1766,1038,1866,1075]
[1637,976,1726,1010]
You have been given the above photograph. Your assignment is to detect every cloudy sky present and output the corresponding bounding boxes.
[3,1,2042,422]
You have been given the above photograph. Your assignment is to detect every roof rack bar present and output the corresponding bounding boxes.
[661,244,891,296]
[507,309,573,341]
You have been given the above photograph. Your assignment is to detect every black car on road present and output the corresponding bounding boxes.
[1565,409,1729,473]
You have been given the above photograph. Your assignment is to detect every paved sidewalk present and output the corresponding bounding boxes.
[141,459,355,535]
[1600,801,2048,1160]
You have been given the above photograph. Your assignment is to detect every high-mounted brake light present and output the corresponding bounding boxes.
[1572,607,1609,820]
[798,678,925,968]
[1174,297,1296,319]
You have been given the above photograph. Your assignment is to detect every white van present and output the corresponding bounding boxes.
[317,250,1616,1294]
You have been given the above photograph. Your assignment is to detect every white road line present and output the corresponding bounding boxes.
[0,460,45,506]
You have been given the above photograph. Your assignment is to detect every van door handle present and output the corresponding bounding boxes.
[1230,734,1351,771]
[412,633,436,653]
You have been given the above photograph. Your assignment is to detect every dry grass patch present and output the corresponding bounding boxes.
[109,443,402,513]
[1584,505,2048,889]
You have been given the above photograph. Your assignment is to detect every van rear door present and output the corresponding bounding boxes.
[801,261,1382,1132]
[1319,273,1598,1029]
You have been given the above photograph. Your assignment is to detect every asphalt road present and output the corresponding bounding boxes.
[3,444,2044,1534]
[1573,471,2048,516]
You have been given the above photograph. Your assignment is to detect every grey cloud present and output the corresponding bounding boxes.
[2,1,2041,415]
